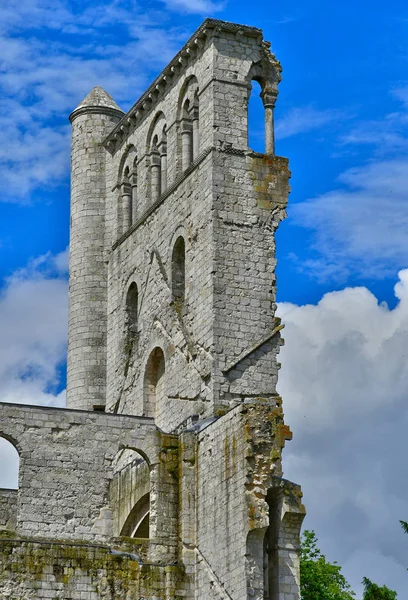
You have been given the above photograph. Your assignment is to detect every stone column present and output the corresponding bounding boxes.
[192,105,200,161]
[159,141,167,193]
[121,176,132,233]
[261,89,278,155]
[131,169,138,224]
[150,149,161,202]
[181,119,193,170]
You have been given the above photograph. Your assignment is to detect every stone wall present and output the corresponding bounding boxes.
[105,150,215,431]
[0,402,178,555]
[0,539,185,600]
[0,489,17,531]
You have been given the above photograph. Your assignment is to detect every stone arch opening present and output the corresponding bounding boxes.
[147,112,167,202]
[160,126,168,193]
[178,75,199,172]
[120,493,150,538]
[125,282,138,336]
[150,134,161,201]
[181,99,193,170]
[118,145,137,234]
[0,435,19,490]
[110,448,151,539]
[131,156,138,223]
[143,347,165,419]
[171,236,185,302]
[248,79,265,154]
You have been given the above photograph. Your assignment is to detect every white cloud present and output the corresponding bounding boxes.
[160,0,225,15]
[289,158,408,281]
[0,250,68,488]
[0,250,68,406]
[278,271,408,598]
[339,110,408,152]
[392,85,408,109]
[275,106,340,140]
[0,0,185,202]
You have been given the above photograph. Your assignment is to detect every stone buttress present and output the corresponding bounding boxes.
[0,19,305,600]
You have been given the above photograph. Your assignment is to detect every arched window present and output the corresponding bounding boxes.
[144,347,165,419]
[121,493,150,538]
[181,100,193,170]
[110,448,150,539]
[192,91,200,161]
[0,436,19,532]
[248,78,277,155]
[117,145,137,235]
[0,436,19,490]
[178,76,199,172]
[171,236,185,301]
[159,126,167,194]
[248,80,265,154]
[147,112,167,202]
[125,282,138,335]
[150,135,161,202]
[121,166,132,232]
[131,157,138,224]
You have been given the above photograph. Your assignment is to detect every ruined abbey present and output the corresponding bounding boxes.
[0,18,305,600]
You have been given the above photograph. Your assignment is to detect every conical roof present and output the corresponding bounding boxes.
[72,86,124,113]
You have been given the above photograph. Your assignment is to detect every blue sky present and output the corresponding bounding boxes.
[0,0,408,597]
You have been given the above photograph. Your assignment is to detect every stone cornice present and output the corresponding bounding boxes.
[103,19,268,155]
[69,105,125,124]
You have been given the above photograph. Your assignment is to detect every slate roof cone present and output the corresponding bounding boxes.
[69,86,124,121]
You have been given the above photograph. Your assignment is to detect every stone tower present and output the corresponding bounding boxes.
[0,19,305,600]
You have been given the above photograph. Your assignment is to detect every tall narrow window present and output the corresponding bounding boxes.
[131,157,138,223]
[181,100,193,170]
[159,127,167,193]
[172,236,185,301]
[144,347,165,419]
[0,437,19,490]
[121,167,132,232]
[0,436,19,532]
[248,79,265,154]
[192,91,200,161]
[125,282,138,335]
[111,448,150,539]
[150,135,161,201]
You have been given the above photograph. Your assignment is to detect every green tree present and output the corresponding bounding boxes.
[399,520,408,535]
[362,577,397,600]
[300,530,355,600]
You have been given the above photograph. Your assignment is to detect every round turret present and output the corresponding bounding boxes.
[67,87,124,410]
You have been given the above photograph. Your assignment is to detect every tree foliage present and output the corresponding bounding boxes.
[362,577,397,600]
[399,520,408,535]
[300,530,355,600]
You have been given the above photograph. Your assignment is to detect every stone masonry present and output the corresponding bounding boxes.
[0,18,305,600]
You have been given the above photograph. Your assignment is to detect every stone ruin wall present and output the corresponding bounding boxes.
[0,18,305,600]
